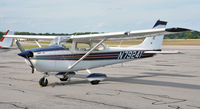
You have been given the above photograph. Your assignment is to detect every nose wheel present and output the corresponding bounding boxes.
[39,77,48,87]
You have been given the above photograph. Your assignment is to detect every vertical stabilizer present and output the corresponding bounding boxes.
[133,20,167,50]
[0,30,14,48]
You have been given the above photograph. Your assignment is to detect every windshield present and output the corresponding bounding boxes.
[50,36,71,49]
[50,36,69,45]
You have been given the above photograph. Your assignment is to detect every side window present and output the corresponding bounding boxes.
[76,43,90,51]
[94,43,105,51]
[59,42,72,50]
[64,42,72,50]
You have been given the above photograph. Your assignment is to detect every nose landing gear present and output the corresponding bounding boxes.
[39,72,49,87]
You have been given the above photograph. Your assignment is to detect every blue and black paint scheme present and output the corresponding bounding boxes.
[30,50,144,60]
[18,45,65,58]
[18,45,160,61]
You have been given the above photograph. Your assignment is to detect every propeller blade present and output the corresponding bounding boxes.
[16,40,25,52]
[16,40,35,73]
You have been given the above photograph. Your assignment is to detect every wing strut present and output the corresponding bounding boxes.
[67,39,105,70]
[35,40,42,48]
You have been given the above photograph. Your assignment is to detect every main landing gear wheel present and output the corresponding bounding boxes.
[90,80,100,85]
[60,77,68,81]
[87,73,107,85]
[39,77,48,87]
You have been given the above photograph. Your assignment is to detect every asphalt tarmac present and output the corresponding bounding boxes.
[0,45,200,109]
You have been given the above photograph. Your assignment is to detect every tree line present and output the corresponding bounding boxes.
[0,31,200,39]
[164,31,200,39]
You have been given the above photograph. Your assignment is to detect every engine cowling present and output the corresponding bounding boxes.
[18,51,33,58]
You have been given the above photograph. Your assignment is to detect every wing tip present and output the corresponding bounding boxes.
[165,27,191,32]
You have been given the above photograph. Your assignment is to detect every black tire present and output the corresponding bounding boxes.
[60,77,68,81]
[90,80,100,85]
[39,77,48,87]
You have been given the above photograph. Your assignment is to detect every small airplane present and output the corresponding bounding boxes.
[0,30,15,53]
[3,20,191,86]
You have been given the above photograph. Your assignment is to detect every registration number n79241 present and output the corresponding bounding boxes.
[118,51,143,59]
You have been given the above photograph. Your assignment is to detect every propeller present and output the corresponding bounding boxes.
[16,40,35,73]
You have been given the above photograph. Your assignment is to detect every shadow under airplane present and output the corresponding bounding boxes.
[50,72,200,90]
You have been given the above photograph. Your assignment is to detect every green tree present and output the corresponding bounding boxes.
[186,32,193,39]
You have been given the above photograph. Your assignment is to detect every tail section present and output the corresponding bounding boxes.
[132,20,167,50]
[0,30,14,48]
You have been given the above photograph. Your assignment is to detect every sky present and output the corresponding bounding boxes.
[0,0,200,33]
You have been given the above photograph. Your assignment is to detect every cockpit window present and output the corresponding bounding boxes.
[94,44,105,51]
[63,42,72,50]
[93,43,105,51]
[49,36,106,51]
[76,42,90,51]
[50,37,59,46]
[75,42,106,51]
[50,36,71,50]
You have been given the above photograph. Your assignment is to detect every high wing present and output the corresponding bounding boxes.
[4,28,190,41]
[69,27,190,42]
[4,35,57,40]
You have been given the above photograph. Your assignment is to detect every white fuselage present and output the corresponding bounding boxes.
[30,47,144,74]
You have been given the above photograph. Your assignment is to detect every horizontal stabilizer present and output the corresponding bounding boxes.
[144,50,182,54]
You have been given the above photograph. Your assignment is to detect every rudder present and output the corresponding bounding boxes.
[133,20,167,50]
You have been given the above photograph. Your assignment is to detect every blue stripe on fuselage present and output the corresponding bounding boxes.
[27,46,65,53]
[32,51,120,60]
[35,52,120,57]
[31,50,144,60]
